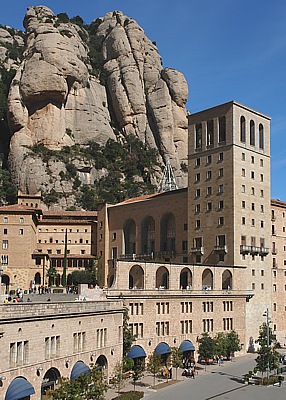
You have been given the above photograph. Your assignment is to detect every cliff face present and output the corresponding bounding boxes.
[3,6,188,208]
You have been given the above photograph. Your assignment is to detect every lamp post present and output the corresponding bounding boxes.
[263,307,271,379]
[0,264,3,296]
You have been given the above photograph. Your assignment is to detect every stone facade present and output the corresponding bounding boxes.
[188,101,272,348]
[0,205,98,292]
[0,300,123,399]
[271,199,286,345]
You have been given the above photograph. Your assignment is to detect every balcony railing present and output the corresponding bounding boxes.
[190,247,204,255]
[260,247,270,256]
[250,246,260,255]
[240,245,251,254]
[214,245,227,253]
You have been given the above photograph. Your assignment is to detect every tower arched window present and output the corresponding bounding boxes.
[219,116,226,143]
[240,116,246,142]
[259,123,264,149]
[195,123,202,149]
[250,120,255,146]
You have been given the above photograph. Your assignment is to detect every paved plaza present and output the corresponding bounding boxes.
[106,353,286,400]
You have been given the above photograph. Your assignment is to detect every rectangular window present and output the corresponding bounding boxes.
[195,220,201,228]
[219,152,224,161]
[207,171,212,180]
[241,153,245,161]
[207,202,212,211]
[218,168,224,178]
[242,185,245,193]
[195,173,201,182]
[19,229,24,235]
[195,204,201,213]
[242,217,246,225]
[218,217,224,226]
[10,341,29,366]
[2,240,8,249]
[242,168,245,177]
[260,174,264,182]
[195,158,200,167]
[207,155,212,164]
[195,189,201,198]
[251,171,255,179]
[218,200,224,210]
[218,184,224,194]
[207,187,212,195]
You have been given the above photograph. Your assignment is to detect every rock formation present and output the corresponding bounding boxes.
[1,6,189,208]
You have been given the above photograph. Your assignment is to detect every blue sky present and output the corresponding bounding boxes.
[1,0,286,200]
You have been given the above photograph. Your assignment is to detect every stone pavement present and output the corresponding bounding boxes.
[105,353,286,400]
[104,357,246,400]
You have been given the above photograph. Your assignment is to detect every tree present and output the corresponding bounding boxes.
[197,333,216,370]
[255,322,280,380]
[123,306,137,356]
[132,362,145,391]
[214,332,227,359]
[48,364,108,399]
[112,361,126,399]
[170,347,183,380]
[146,353,162,387]
[225,330,241,359]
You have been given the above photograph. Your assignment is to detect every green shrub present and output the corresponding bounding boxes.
[112,391,144,400]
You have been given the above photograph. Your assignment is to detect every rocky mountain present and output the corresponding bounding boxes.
[0,6,189,209]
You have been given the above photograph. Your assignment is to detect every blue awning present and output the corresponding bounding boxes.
[70,361,90,380]
[179,340,195,352]
[127,345,146,359]
[154,342,172,355]
[5,377,35,400]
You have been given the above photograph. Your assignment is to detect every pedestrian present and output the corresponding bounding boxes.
[168,365,173,379]
[191,367,195,379]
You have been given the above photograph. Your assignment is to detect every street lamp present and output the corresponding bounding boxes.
[263,307,271,379]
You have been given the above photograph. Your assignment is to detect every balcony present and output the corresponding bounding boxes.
[214,245,227,253]
[250,246,260,255]
[260,247,270,256]
[190,247,204,255]
[240,245,251,254]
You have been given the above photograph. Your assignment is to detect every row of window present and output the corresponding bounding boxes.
[241,169,264,181]
[240,117,264,149]
[195,117,226,148]
[3,228,24,235]
[129,301,234,316]
[242,202,264,212]
[2,217,24,223]
[195,152,224,166]
[241,185,264,197]
[39,228,89,233]
[195,200,224,213]
[39,238,90,244]
[241,153,264,165]
[241,218,265,228]
[194,169,224,182]
[195,185,224,198]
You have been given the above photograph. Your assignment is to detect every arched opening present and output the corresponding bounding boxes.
[41,368,61,399]
[70,361,90,380]
[2,274,10,294]
[34,272,41,285]
[160,213,176,258]
[202,269,213,290]
[129,265,144,289]
[207,120,214,146]
[67,274,72,286]
[5,377,35,400]
[56,274,61,286]
[240,116,246,142]
[123,219,136,256]
[156,266,169,289]
[154,342,172,365]
[195,123,202,148]
[141,216,155,256]
[96,355,108,380]
[179,340,195,366]
[108,274,114,288]
[180,268,192,289]
[259,123,264,149]
[250,120,255,145]
[222,270,232,290]
[219,116,226,142]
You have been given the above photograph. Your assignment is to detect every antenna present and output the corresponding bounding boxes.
[158,159,178,192]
